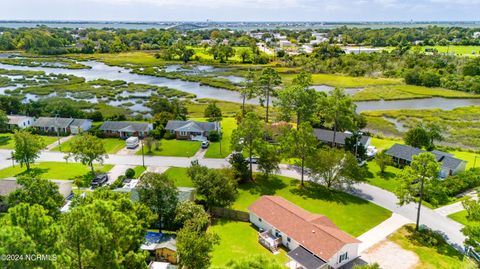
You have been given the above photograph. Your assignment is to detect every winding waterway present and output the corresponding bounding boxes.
[1,61,479,113]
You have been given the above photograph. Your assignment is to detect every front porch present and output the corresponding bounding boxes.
[258,230,282,254]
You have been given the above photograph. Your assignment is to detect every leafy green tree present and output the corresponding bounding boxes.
[280,123,318,186]
[395,152,440,230]
[228,152,250,183]
[8,175,64,219]
[462,199,480,222]
[258,67,282,122]
[257,142,281,177]
[13,130,44,170]
[239,70,259,114]
[137,172,178,231]
[174,201,210,231]
[177,221,219,269]
[0,109,8,131]
[275,83,319,126]
[404,124,431,149]
[187,161,237,209]
[425,122,444,148]
[204,102,223,122]
[306,147,364,190]
[0,225,38,269]
[238,48,252,63]
[231,112,265,181]
[319,88,357,147]
[80,39,96,53]
[67,133,107,175]
[375,150,393,174]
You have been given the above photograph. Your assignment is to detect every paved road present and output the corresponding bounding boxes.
[0,149,466,248]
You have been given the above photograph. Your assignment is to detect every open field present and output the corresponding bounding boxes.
[138,139,201,157]
[353,85,478,101]
[0,133,58,150]
[209,219,289,267]
[51,138,126,154]
[0,162,113,180]
[388,225,475,268]
[232,174,391,237]
[282,73,401,88]
[67,51,168,68]
[185,99,267,118]
[419,45,480,56]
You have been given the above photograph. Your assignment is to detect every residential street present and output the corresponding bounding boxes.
[0,149,466,249]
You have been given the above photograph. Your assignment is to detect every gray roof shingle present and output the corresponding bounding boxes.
[100,121,152,132]
[165,120,219,133]
[313,128,370,146]
[31,117,74,129]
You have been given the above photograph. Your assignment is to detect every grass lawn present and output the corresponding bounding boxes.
[353,85,477,101]
[138,139,201,157]
[420,45,480,56]
[51,138,126,154]
[451,150,480,170]
[164,167,193,187]
[0,133,58,150]
[371,137,403,151]
[282,73,401,88]
[448,210,469,225]
[209,219,289,267]
[205,117,237,158]
[0,162,113,180]
[389,225,475,269]
[232,174,391,237]
[132,166,146,178]
[365,161,402,193]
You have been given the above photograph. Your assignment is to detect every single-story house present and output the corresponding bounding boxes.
[165,120,221,141]
[99,121,153,138]
[31,117,92,134]
[249,196,360,269]
[385,144,467,177]
[141,232,177,265]
[113,179,195,203]
[313,128,371,148]
[0,178,73,198]
[7,115,34,129]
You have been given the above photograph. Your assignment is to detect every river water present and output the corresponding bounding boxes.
[0,61,479,113]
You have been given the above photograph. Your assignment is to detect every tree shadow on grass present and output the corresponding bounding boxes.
[290,181,369,206]
[15,167,49,177]
[0,135,11,147]
[365,168,396,181]
[238,174,288,196]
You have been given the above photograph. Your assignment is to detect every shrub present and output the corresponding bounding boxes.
[208,130,220,142]
[110,175,127,189]
[125,168,135,179]
[408,225,446,248]
[163,132,176,140]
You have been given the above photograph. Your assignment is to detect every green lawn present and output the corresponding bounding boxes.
[282,73,401,88]
[209,219,289,267]
[138,139,201,157]
[420,45,480,56]
[232,174,391,237]
[371,137,403,151]
[365,161,402,193]
[0,162,113,180]
[205,117,237,158]
[132,166,146,178]
[448,210,469,225]
[51,138,126,154]
[389,225,475,269]
[0,133,58,150]
[164,167,193,187]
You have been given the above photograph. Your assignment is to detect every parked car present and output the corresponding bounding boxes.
[91,174,109,189]
[201,141,210,149]
[126,136,139,149]
[245,156,259,164]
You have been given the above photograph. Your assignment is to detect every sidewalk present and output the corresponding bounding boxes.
[45,135,73,151]
[434,190,477,216]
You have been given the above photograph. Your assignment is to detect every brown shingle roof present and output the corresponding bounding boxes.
[248,196,360,261]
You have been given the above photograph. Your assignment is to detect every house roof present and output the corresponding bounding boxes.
[141,232,176,252]
[7,115,32,125]
[100,121,152,132]
[287,246,326,269]
[31,117,74,129]
[248,196,360,261]
[313,128,370,146]
[70,119,91,127]
[165,120,219,133]
[385,144,465,171]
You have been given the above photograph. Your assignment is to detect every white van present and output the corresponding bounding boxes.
[126,136,139,149]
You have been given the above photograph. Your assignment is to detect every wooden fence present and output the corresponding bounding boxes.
[211,207,249,222]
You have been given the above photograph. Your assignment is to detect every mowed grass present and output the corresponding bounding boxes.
[420,45,480,56]
[365,161,402,193]
[282,73,401,88]
[232,174,391,237]
[132,166,146,178]
[138,139,201,157]
[209,219,289,267]
[448,210,469,225]
[389,225,475,269]
[164,167,193,187]
[0,162,113,180]
[205,117,237,158]
[353,85,477,101]
[51,138,126,154]
[0,133,58,150]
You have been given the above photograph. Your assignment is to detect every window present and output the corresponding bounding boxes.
[258,218,262,222]
[180,131,187,136]
[339,252,348,263]
[287,237,291,242]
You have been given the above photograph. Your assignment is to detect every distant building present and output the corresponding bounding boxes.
[342,47,381,54]
[473,32,480,39]
[385,144,466,177]
[165,120,220,141]
[99,121,153,138]
[113,178,195,203]
[31,117,92,135]
[313,128,371,148]
[6,115,34,129]
[0,178,73,198]
[249,196,360,269]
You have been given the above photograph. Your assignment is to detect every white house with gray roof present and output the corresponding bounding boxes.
[31,117,92,134]
[385,144,466,178]
[7,115,34,129]
[99,121,153,138]
[165,120,220,141]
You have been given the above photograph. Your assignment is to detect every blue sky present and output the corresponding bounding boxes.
[2,0,480,21]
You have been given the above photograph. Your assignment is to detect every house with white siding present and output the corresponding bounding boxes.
[7,115,34,129]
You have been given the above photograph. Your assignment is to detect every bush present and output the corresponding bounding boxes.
[439,168,480,197]
[163,132,176,140]
[408,225,446,248]
[110,175,127,189]
[208,130,220,142]
[125,168,135,179]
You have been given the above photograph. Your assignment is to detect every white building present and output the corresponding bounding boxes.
[473,32,480,39]
[7,115,34,129]
[249,196,360,269]
[342,47,382,54]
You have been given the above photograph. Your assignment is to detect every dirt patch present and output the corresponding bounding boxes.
[361,240,419,269]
